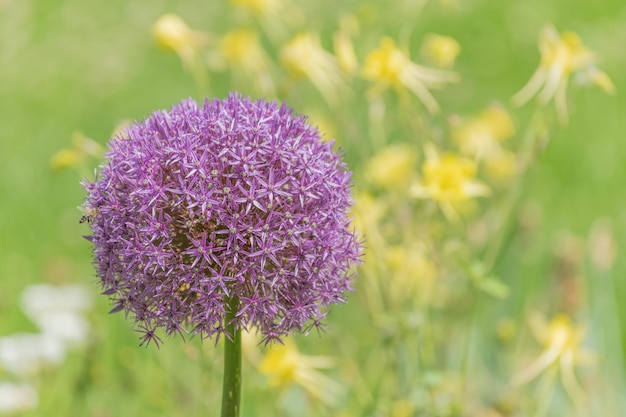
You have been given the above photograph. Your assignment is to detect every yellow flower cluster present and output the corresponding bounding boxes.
[92,10,616,417]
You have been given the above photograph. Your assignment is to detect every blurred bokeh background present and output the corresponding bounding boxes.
[1,0,625,415]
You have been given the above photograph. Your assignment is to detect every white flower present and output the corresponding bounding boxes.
[32,312,91,347]
[0,333,66,377]
[21,284,92,316]
[0,382,38,413]
[20,284,92,346]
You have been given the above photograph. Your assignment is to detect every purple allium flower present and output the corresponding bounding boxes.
[82,93,362,345]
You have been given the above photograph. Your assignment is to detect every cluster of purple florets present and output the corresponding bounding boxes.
[83,94,362,345]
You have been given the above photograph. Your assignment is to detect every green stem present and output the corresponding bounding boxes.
[483,109,547,272]
[221,295,241,417]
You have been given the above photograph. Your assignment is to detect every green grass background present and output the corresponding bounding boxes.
[1,0,625,415]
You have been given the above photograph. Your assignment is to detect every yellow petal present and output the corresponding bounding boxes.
[421,33,461,68]
[50,148,82,171]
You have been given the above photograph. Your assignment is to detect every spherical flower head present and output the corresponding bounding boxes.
[82,94,363,345]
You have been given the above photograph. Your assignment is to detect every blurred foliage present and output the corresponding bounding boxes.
[1,0,625,416]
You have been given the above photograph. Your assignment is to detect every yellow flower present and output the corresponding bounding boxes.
[365,143,417,189]
[512,25,614,124]
[50,148,82,172]
[385,244,437,305]
[230,0,280,15]
[349,192,385,244]
[333,15,360,76]
[280,32,345,105]
[305,111,337,143]
[240,327,262,364]
[50,132,103,172]
[389,399,415,417]
[151,14,210,81]
[362,37,459,113]
[334,32,358,76]
[110,120,131,140]
[496,317,518,344]
[411,145,489,218]
[218,29,274,95]
[484,150,518,183]
[230,0,302,42]
[152,14,207,66]
[514,313,595,404]
[452,106,516,159]
[421,33,461,68]
[259,338,340,405]
[350,193,384,315]
[219,29,265,72]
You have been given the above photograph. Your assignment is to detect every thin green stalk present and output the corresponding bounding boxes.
[221,295,241,417]
[483,109,547,272]
[459,288,478,395]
